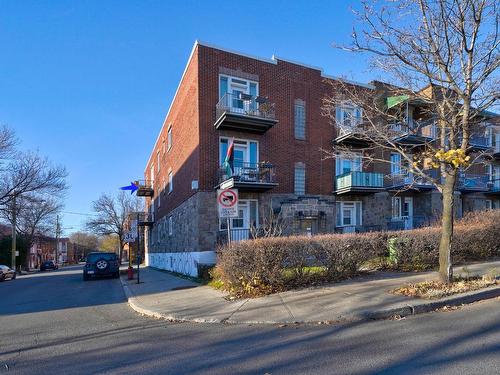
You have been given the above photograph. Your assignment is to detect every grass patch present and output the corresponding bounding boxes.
[392,273,499,299]
[282,266,327,279]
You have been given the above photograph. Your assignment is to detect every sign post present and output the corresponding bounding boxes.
[217,189,239,245]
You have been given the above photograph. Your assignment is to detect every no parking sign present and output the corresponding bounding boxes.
[217,189,239,218]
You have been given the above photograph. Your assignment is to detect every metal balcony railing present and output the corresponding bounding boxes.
[469,134,491,148]
[134,180,154,197]
[217,228,262,245]
[458,174,490,190]
[336,171,384,191]
[216,93,276,121]
[136,212,154,226]
[387,216,433,231]
[389,120,436,139]
[217,162,276,186]
[386,169,439,188]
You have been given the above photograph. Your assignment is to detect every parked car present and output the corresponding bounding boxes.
[0,265,16,281]
[40,261,58,271]
[83,252,119,281]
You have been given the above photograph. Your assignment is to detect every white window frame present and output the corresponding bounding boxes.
[336,102,363,129]
[336,201,363,227]
[218,136,259,166]
[168,216,173,236]
[168,171,173,194]
[219,199,259,230]
[218,74,259,99]
[335,153,362,176]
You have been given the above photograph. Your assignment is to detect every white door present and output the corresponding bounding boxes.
[402,197,413,229]
[231,202,250,241]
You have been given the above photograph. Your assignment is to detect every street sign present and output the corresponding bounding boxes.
[217,188,239,218]
[15,251,19,257]
[124,232,136,243]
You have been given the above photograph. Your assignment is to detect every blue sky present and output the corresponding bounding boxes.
[0,0,376,235]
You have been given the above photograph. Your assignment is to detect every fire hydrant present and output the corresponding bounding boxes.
[127,266,134,280]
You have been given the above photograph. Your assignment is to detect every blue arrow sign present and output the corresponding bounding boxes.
[120,182,138,194]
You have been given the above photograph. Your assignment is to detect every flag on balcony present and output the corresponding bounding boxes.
[223,138,234,176]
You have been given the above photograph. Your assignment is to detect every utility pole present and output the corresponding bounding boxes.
[11,194,17,271]
[55,215,60,264]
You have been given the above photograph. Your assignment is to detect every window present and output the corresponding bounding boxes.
[168,216,173,236]
[335,153,362,176]
[163,177,166,195]
[219,137,258,173]
[150,165,154,185]
[158,191,161,207]
[335,103,362,129]
[219,199,258,230]
[219,75,258,111]
[486,200,492,210]
[167,126,172,151]
[335,201,362,227]
[162,139,165,155]
[294,99,306,140]
[157,151,160,173]
[168,171,173,193]
[294,163,306,195]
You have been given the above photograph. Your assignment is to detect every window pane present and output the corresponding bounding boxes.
[250,201,258,227]
[355,202,362,225]
[294,100,306,140]
[219,139,228,166]
[294,165,305,195]
[336,202,342,226]
[249,142,258,165]
[219,76,228,99]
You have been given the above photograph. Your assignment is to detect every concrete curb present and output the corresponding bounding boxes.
[119,276,500,325]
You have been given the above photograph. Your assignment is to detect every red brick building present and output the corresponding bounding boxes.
[142,41,500,277]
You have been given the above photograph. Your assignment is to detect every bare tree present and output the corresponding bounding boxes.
[326,0,499,282]
[86,191,142,263]
[69,231,99,260]
[1,195,62,267]
[0,151,67,207]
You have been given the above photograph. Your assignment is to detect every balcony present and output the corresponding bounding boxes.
[134,180,154,197]
[216,162,278,192]
[137,212,154,227]
[486,179,500,195]
[457,173,490,193]
[468,134,491,151]
[335,171,384,194]
[385,170,438,191]
[214,93,278,134]
[390,120,436,145]
[334,120,372,146]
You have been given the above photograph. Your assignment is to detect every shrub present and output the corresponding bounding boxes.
[214,210,500,297]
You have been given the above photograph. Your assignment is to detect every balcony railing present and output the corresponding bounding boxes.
[214,93,277,133]
[334,225,382,234]
[457,173,490,192]
[469,134,491,149]
[390,120,436,142]
[217,228,259,245]
[335,171,384,193]
[387,216,433,231]
[134,180,154,197]
[137,212,154,226]
[386,170,439,189]
[217,162,277,191]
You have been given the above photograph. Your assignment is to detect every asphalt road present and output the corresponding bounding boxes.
[1,265,499,375]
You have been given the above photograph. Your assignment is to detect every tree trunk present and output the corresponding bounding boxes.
[439,171,456,283]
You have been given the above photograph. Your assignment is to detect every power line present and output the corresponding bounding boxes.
[61,211,97,217]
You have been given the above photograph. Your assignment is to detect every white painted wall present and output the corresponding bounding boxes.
[148,251,216,277]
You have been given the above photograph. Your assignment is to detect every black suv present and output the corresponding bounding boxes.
[83,252,119,281]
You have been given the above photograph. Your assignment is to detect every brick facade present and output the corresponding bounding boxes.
[143,41,500,275]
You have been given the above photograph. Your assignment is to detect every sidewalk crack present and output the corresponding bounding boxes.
[279,293,295,321]
[221,299,249,323]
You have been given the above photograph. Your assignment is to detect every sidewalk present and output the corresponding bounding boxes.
[120,260,500,324]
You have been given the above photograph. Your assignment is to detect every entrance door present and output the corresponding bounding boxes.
[402,197,414,229]
[231,201,250,241]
